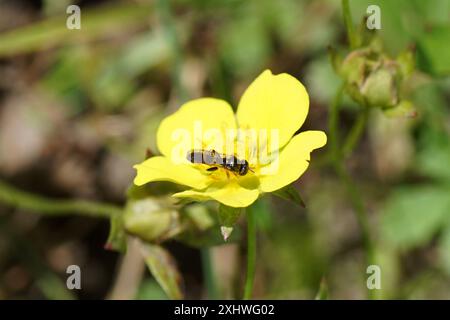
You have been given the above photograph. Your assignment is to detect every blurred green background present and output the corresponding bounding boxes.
[0,0,449,299]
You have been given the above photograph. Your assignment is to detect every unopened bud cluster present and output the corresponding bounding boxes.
[331,41,417,118]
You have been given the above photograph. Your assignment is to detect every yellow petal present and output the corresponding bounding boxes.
[236,70,310,154]
[259,131,327,192]
[173,181,259,208]
[157,98,237,163]
[133,156,211,189]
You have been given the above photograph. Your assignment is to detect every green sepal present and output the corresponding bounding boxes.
[141,244,184,300]
[105,214,127,253]
[315,278,329,300]
[218,204,243,241]
[272,184,306,208]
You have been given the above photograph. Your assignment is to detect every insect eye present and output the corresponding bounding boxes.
[239,164,249,175]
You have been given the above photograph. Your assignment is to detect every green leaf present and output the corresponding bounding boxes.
[219,15,271,76]
[416,131,450,182]
[218,204,242,227]
[176,204,243,247]
[218,204,243,240]
[381,186,450,249]
[307,52,341,105]
[0,4,152,56]
[315,278,328,300]
[127,182,185,199]
[90,30,170,111]
[417,25,450,76]
[272,184,306,208]
[105,214,127,253]
[439,224,450,276]
[126,184,153,200]
[141,244,184,300]
[176,226,242,248]
[36,272,77,300]
[136,279,168,300]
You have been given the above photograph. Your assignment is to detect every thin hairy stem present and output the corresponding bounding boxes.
[343,107,369,157]
[341,0,358,49]
[0,179,121,218]
[201,248,219,299]
[243,208,256,300]
[328,94,376,299]
[328,83,345,162]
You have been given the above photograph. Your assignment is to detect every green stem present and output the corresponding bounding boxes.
[336,163,376,300]
[328,90,376,299]
[328,83,345,162]
[336,0,376,299]
[335,163,376,273]
[0,179,122,218]
[201,247,219,299]
[341,0,358,49]
[342,106,369,157]
[156,0,188,103]
[243,208,256,300]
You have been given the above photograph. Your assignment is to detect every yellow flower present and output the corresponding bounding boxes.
[133,70,327,208]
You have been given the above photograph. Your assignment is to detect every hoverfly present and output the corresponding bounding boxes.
[186,149,250,176]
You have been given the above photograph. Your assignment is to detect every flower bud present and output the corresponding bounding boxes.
[337,45,415,113]
[124,197,181,242]
[360,60,400,109]
[383,100,417,118]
